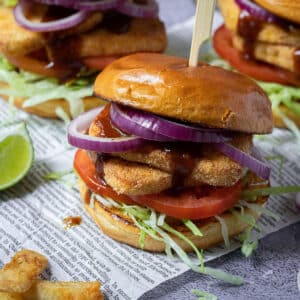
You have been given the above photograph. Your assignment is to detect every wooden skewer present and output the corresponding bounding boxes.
[188,0,216,67]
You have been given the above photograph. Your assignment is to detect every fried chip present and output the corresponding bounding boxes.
[22,280,103,300]
[0,292,23,300]
[0,250,48,293]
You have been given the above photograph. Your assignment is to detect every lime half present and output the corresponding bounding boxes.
[0,122,34,191]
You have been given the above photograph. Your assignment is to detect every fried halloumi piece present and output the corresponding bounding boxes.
[0,6,103,56]
[103,158,172,195]
[100,135,252,195]
[233,34,297,74]
[89,115,252,195]
[218,0,300,46]
[0,6,44,56]
[22,280,103,300]
[0,250,48,293]
[58,18,167,58]
[0,292,23,300]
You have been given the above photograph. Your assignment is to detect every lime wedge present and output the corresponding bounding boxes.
[0,122,34,191]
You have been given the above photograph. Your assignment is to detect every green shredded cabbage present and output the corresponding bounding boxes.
[183,219,203,237]
[191,289,218,300]
[240,200,280,221]
[138,230,146,250]
[231,210,261,231]
[55,107,71,124]
[215,216,230,249]
[162,222,205,272]
[203,267,243,285]
[44,169,77,189]
[0,55,95,119]
[239,228,258,258]
[90,193,243,285]
[242,186,300,198]
[3,0,17,6]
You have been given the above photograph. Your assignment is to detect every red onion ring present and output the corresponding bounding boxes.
[77,0,126,11]
[68,106,144,153]
[235,0,285,25]
[34,0,125,11]
[117,0,158,18]
[110,104,230,143]
[215,143,271,180]
[14,0,90,32]
[32,0,80,7]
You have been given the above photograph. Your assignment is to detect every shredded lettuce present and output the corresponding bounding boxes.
[191,289,218,300]
[91,193,243,285]
[215,216,230,249]
[240,200,280,221]
[183,219,203,237]
[242,186,300,198]
[0,55,95,119]
[2,0,18,6]
[55,107,71,124]
[138,229,146,250]
[239,228,258,258]
[44,169,77,189]
[231,209,261,229]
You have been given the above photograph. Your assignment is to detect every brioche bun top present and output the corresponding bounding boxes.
[94,53,273,133]
[254,0,300,24]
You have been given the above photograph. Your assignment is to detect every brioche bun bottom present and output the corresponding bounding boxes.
[79,178,268,252]
[274,104,300,129]
[0,81,104,118]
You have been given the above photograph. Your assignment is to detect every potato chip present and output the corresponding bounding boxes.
[0,249,48,293]
[0,292,23,300]
[23,280,103,300]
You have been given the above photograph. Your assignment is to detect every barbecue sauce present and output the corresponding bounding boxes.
[294,47,300,75]
[63,216,82,229]
[237,9,300,68]
[237,11,264,59]
[93,104,126,138]
[163,145,199,193]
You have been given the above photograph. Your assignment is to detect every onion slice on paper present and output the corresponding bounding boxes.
[68,106,144,153]
[14,0,90,32]
[216,144,271,180]
[110,104,230,143]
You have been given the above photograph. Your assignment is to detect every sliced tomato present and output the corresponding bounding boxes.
[74,150,136,205]
[213,25,300,87]
[82,55,120,70]
[75,150,242,219]
[6,54,72,79]
[131,183,242,220]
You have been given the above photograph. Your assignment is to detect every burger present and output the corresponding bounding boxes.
[68,53,273,271]
[214,0,300,129]
[0,0,166,118]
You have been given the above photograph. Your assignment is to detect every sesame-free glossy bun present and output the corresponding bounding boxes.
[254,0,300,24]
[79,176,268,252]
[94,53,273,134]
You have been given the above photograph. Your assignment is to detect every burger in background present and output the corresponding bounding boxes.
[213,0,300,131]
[0,0,166,119]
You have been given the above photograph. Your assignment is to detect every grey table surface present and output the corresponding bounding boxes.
[140,1,300,299]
